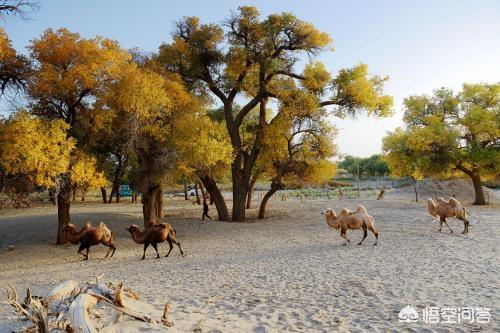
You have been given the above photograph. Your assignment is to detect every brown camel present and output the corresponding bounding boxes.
[126,221,183,260]
[77,222,116,260]
[323,205,379,245]
[427,197,470,234]
[63,222,92,244]
[377,187,385,200]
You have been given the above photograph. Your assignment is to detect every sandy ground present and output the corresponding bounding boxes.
[0,197,499,332]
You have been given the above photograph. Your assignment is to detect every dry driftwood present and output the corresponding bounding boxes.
[3,278,172,332]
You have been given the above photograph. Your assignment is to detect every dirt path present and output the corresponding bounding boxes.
[0,198,498,332]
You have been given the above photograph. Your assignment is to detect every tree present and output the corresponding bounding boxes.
[26,28,129,242]
[158,7,392,221]
[97,62,174,225]
[257,91,337,219]
[0,1,39,20]
[0,111,74,204]
[172,106,233,220]
[70,150,107,201]
[383,83,499,205]
[0,28,28,96]
[338,155,362,178]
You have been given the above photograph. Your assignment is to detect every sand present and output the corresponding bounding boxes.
[0,197,499,332]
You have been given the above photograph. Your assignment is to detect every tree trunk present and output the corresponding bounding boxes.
[131,191,137,203]
[470,173,486,205]
[232,176,248,221]
[72,184,77,202]
[413,178,418,202]
[198,180,206,202]
[56,177,72,244]
[108,157,126,203]
[142,184,163,227]
[258,180,283,219]
[100,187,107,204]
[48,188,57,205]
[194,182,200,204]
[81,192,85,201]
[183,181,188,200]
[199,174,229,221]
[246,177,256,209]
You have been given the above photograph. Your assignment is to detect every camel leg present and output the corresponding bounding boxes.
[438,217,443,231]
[461,219,469,234]
[104,243,112,258]
[340,227,350,244]
[84,248,89,261]
[443,218,453,233]
[165,241,174,257]
[152,243,160,259]
[358,225,368,245]
[110,244,116,257]
[77,245,86,260]
[142,242,150,260]
[174,240,184,255]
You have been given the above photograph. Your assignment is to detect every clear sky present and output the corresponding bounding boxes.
[2,0,499,157]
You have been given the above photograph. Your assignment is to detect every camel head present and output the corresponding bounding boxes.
[62,223,76,233]
[322,208,337,219]
[126,224,141,235]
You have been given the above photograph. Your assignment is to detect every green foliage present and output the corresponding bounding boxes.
[338,154,389,178]
[383,82,500,184]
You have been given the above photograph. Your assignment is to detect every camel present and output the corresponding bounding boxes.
[338,189,344,200]
[126,220,183,260]
[322,205,379,245]
[427,197,470,234]
[77,222,116,260]
[63,222,92,244]
[377,187,385,200]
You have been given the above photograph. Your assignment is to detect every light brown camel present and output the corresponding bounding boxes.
[126,221,183,260]
[323,205,379,245]
[77,222,116,260]
[63,222,92,244]
[427,197,470,234]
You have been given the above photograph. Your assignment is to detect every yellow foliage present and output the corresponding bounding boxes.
[28,28,130,122]
[70,150,107,190]
[0,27,15,61]
[0,111,75,187]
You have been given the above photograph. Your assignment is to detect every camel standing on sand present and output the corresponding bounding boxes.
[323,205,379,245]
[377,187,385,200]
[63,222,92,244]
[126,221,183,260]
[77,222,116,260]
[427,197,470,234]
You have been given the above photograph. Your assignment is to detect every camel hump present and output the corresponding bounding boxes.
[448,197,460,207]
[339,208,351,215]
[355,205,368,214]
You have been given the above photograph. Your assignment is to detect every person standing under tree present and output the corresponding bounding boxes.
[202,199,211,220]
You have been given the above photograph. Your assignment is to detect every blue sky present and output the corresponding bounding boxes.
[2,0,499,157]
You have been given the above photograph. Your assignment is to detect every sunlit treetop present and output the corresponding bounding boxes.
[0,111,75,188]
[27,28,130,128]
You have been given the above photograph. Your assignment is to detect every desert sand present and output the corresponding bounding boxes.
[0,197,498,332]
